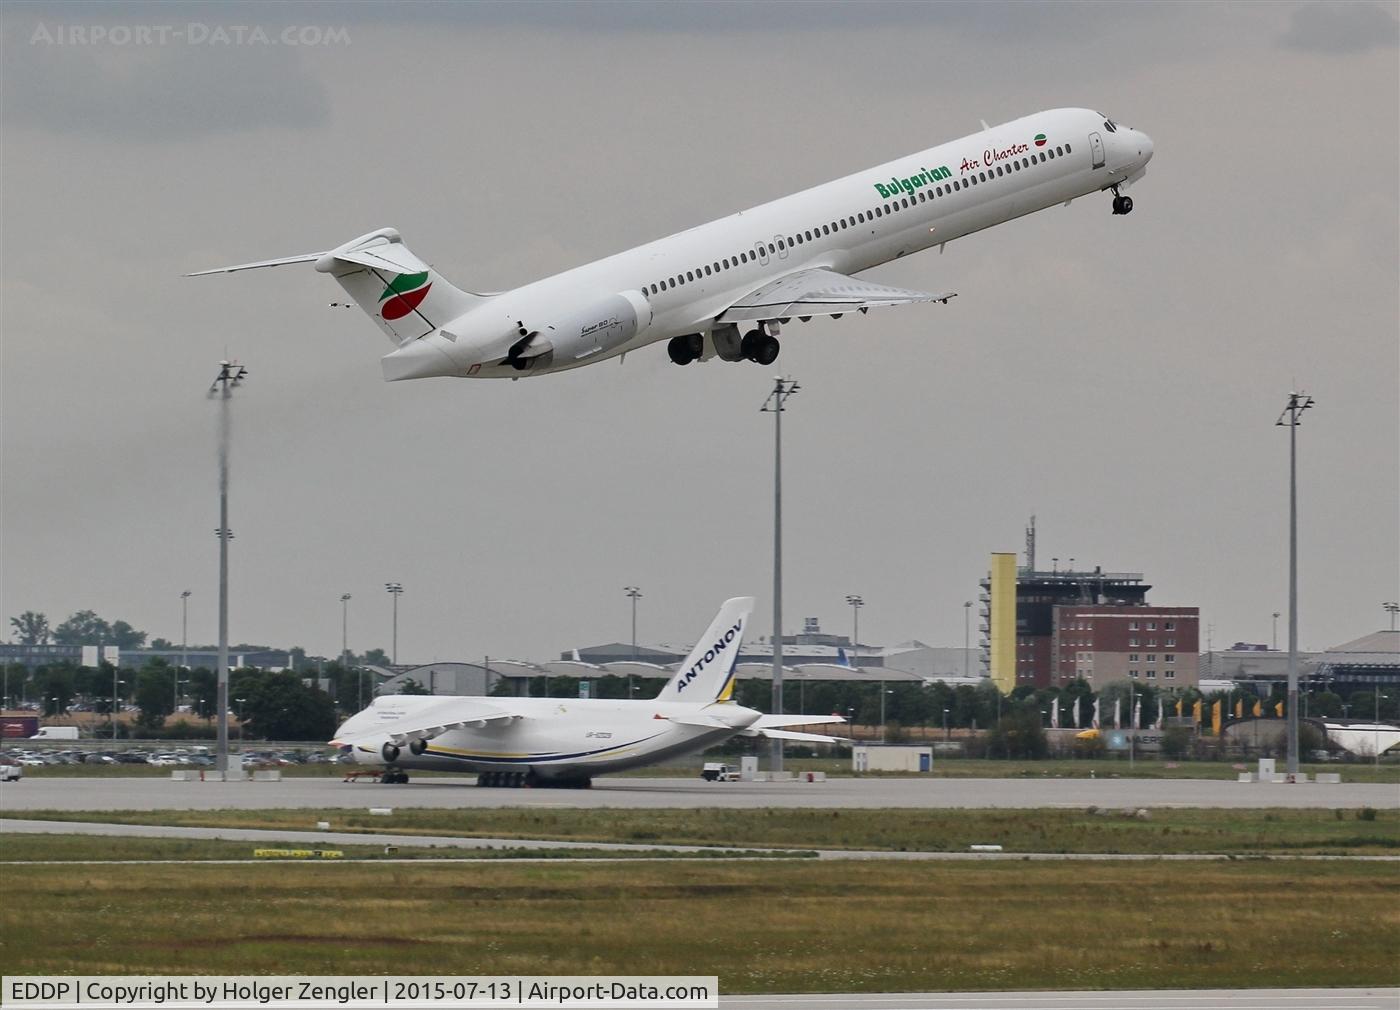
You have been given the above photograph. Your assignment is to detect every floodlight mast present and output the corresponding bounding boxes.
[209,360,246,775]
[1276,390,1314,779]
[761,376,799,772]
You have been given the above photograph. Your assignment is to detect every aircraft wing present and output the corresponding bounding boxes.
[717,267,954,323]
[329,698,520,748]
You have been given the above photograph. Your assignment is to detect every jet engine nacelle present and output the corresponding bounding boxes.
[381,742,400,763]
[526,291,653,369]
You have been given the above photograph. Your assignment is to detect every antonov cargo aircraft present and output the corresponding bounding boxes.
[330,597,844,787]
[191,108,1150,379]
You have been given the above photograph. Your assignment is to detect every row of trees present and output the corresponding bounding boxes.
[10,610,148,648]
[5,660,339,741]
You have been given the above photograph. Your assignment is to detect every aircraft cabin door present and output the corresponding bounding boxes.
[1089,132,1106,170]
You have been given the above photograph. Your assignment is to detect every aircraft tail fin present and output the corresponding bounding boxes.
[187,228,491,346]
[654,597,753,705]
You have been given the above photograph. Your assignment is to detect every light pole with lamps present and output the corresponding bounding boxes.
[209,359,246,774]
[1272,611,1280,651]
[963,600,972,677]
[761,376,799,772]
[942,706,950,742]
[1276,390,1314,778]
[845,595,863,668]
[1376,691,1387,771]
[385,583,403,665]
[179,590,191,710]
[624,586,642,698]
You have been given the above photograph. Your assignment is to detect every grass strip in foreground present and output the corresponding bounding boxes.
[1,859,1395,991]
[8,806,1395,855]
[0,834,807,863]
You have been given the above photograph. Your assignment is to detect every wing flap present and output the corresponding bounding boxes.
[718,267,954,323]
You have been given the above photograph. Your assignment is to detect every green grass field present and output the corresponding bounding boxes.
[0,834,802,863]
[7,806,1396,855]
[1,859,1395,991]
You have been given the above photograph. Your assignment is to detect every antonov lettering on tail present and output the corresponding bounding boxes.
[190,109,1151,379]
[329,597,845,788]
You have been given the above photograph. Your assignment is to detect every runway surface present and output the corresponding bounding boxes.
[4,818,1398,863]
[721,989,1399,1009]
[3,775,1395,812]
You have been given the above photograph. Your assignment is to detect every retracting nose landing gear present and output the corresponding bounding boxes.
[1110,185,1134,215]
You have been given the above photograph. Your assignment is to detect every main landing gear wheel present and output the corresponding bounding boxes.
[477,770,530,788]
[741,329,780,365]
[382,769,409,784]
[1111,193,1134,215]
[667,334,702,366]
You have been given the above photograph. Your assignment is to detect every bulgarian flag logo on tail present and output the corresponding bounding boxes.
[379,271,432,321]
[1034,133,1047,147]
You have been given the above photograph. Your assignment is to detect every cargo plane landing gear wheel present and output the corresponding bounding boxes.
[741,329,780,365]
[382,769,409,784]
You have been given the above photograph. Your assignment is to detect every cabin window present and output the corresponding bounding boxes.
[702,265,710,276]
[768,243,775,254]
[650,284,658,294]
[1065,143,1072,154]
[804,230,812,241]
[1040,152,1047,162]
[875,207,883,217]
[722,258,730,269]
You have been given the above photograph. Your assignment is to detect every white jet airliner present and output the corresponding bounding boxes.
[191,109,1150,379]
[330,597,844,787]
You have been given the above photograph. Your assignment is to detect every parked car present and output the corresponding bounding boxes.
[0,756,22,781]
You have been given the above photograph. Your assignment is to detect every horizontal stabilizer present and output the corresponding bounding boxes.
[658,713,732,730]
[752,714,846,730]
[185,252,322,276]
[742,727,847,744]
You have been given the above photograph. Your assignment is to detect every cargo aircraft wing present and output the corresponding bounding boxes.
[329,697,521,748]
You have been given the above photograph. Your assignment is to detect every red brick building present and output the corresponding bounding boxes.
[1053,605,1200,688]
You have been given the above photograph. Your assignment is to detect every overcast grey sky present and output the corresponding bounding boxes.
[2,1,1397,665]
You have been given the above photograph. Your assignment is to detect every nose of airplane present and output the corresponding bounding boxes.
[1137,130,1154,166]
[381,338,459,381]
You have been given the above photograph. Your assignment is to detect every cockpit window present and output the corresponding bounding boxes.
[1103,120,1117,133]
